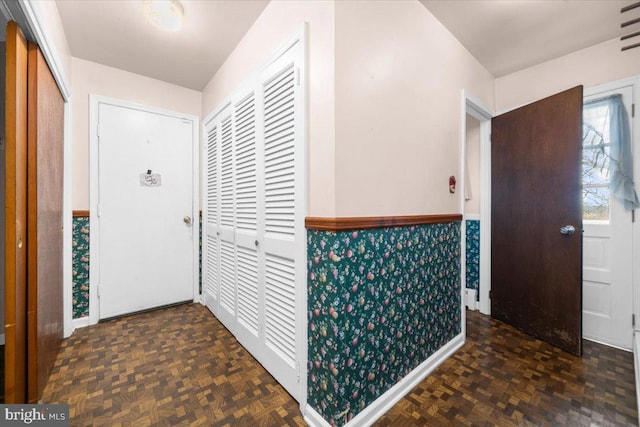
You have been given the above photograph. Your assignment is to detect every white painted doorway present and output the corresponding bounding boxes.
[582,84,635,350]
[461,92,494,319]
[90,96,199,321]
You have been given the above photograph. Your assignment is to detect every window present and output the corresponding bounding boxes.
[582,101,612,220]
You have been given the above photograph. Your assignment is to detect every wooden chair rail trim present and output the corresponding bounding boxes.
[305,214,463,231]
[72,210,90,218]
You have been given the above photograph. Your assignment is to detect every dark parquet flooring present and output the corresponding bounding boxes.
[41,303,305,426]
[41,305,637,426]
[377,311,638,426]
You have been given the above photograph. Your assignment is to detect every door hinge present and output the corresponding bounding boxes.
[96,284,100,299]
[97,122,100,138]
[295,67,300,86]
[632,104,635,118]
[296,361,301,382]
[489,290,493,299]
[97,203,102,218]
[633,314,636,328]
[632,209,635,223]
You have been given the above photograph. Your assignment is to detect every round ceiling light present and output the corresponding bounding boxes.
[144,0,184,32]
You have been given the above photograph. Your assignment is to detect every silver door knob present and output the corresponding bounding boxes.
[184,216,192,224]
[560,225,575,235]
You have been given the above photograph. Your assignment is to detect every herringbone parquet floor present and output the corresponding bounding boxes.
[42,304,637,426]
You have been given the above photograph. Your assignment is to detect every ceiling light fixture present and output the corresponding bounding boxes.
[144,0,184,32]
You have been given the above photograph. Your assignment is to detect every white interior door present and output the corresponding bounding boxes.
[232,92,261,349]
[97,101,195,319]
[258,49,301,397]
[202,37,304,401]
[217,113,237,330]
[582,86,634,350]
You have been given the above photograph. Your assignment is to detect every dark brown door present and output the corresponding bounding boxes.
[27,43,64,403]
[491,86,583,356]
[5,21,29,403]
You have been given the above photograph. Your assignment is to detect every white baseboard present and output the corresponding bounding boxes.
[72,316,90,330]
[465,288,478,311]
[634,332,640,418]
[583,336,632,352]
[0,333,4,345]
[304,333,465,427]
[304,406,330,427]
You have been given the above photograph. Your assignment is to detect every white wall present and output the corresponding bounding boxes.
[201,0,336,217]
[334,0,494,216]
[465,114,480,215]
[496,37,640,111]
[71,57,202,209]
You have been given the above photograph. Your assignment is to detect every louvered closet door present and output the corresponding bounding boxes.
[202,40,303,402]
[217,114,238,331]
[257,45,302,399]
[204,120,220,316]
[232,91,262,351]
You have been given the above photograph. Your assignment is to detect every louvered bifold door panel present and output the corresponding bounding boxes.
[236,246,259,336]
[264,65,296,240]
[201,39,303,403]
[217,114,237,328]
[235,94,258,234]
[264,254,296,364]
[220,116,235,231]
[203,121,220,315]
[233,93,260,340]
[257,44,301,400]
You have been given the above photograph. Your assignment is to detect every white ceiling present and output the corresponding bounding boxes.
[56,1,639,90]
[421,0,638,77]
[56,0,269,91]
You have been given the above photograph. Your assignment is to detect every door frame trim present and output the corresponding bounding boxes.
[88,95,200,325]
[461,91,494,319]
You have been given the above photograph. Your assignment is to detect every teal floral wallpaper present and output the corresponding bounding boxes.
[465,219,480,300]
[307,223,461,426]
[72,217,90,319]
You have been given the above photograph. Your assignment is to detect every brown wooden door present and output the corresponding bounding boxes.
[27,43,64,403]
[491,86,583,356]
[5,21,29,403]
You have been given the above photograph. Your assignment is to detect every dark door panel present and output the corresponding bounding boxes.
[27,43,64,403]
[491,86,583,356]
